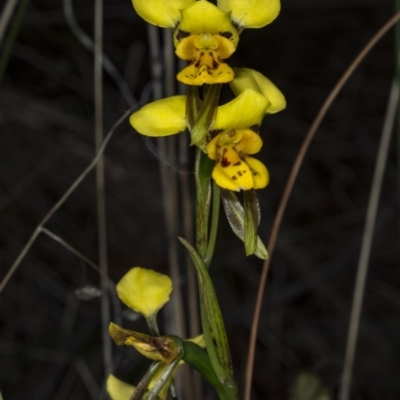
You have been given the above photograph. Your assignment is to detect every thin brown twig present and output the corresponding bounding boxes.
[0,106,136,294]
[93,0,113,380]
[243,10,400,400]
[338,79,398,400]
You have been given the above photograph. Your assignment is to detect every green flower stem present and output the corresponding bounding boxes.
[144,356,183,400]
[130,361,162,400]
[146,315,160,337]
[205,182,220,268]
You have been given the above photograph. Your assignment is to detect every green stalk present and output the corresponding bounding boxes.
[194,148,213,259]
[205,182,220,268]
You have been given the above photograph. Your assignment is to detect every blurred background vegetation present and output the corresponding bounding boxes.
[0,0,398,399]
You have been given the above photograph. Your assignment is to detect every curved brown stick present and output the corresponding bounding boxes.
[244,10,400,400]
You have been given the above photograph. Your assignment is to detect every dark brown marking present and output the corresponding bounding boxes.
[219,31,233,39]
[212,59,219,70]
[209,129,223,139]
[249,124,260,133]
[238,171,243,177]
[233,161,241,166]
[194,60,201,68]
[176,29,190,41]
[221,157,230,167]
[232,175,237,180]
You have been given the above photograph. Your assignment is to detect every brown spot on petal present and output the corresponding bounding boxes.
[232,175,237,180]
[212,59,219,70]
[221,157,230,167]
[233,161,241,166]
[238,171,243,176]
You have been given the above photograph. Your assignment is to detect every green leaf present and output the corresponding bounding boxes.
[221,190,268,259]
[178,238,238,400]
[183,341,228,400]
[243,190,260,256]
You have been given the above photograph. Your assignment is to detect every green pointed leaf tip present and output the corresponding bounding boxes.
[190,84,221,147]
[220,190,268,259]
[178,237,237,397]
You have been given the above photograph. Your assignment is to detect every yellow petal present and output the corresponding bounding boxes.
[132,0,195,28]
[213,89,269,131]
[107,375,135,400]
[175,1,238,45]
[230,68,286,114]
[217,0,280,29]
[177,58,234,85]
[206,134,221,160]
[234,129,263,155]
[245,157,270,189]
[116,267,172,318]
[212,146,254,191]
[130,96,187,137]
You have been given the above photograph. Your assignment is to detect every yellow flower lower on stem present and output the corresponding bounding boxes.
[130,69,286,190]
[206,128,269,191]
[116,267,172,320]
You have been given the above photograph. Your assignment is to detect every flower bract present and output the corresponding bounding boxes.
[116,267,172,319]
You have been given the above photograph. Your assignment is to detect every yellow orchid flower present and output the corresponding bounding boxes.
[205,89,270,191]
[130,69,285,191]
[131,0,281,85]
[116,267,172,320]
[173,1,239,85]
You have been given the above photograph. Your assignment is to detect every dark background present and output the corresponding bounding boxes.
[0,0,398,399]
